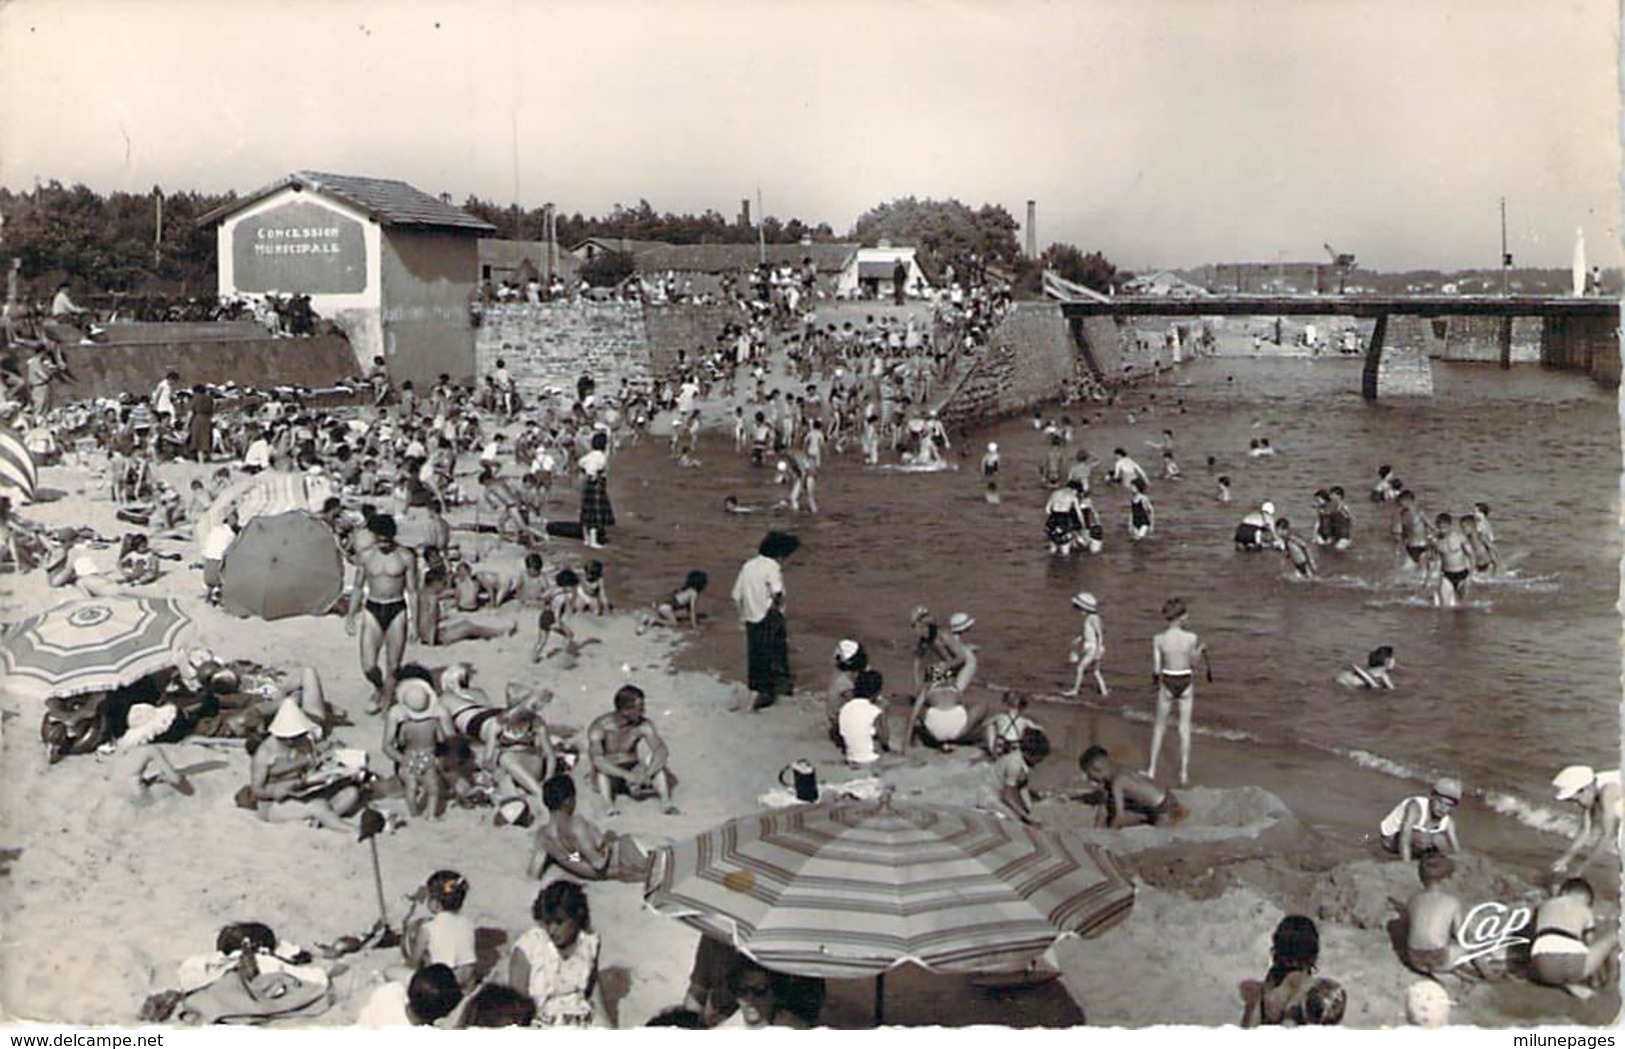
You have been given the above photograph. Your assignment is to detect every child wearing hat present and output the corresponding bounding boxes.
[382,679,452,819]
[1379,779,1462,862]
[1062,592,1107,697]
[1550,765,1623,877]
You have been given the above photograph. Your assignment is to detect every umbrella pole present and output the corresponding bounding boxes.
[368,837,390,931]
[874,972,885,1027]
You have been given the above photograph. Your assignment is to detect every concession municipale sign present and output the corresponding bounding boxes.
[232,199,366,295]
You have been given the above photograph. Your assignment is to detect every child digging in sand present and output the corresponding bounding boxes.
[1401,853,1470,978]
[534,569,579,662]
[637,570,708,634]
[1064,744,1187,828]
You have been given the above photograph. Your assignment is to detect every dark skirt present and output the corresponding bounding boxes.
[745,609,792,703]
[188,415,213,458]
[580,475,615,532]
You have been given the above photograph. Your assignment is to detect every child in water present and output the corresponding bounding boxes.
[636,570,708,634]
[981,442,1000,504]
[1128,478,1155,541]
[1462,512,1498,575]
[1276,518,1316,577]
[1062,591,1108,697]
[1161,449,1182,480]
[1337,646,1397,690]
[1216,475,1232,503]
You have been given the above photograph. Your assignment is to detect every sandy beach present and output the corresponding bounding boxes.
[1,402,1615,1030]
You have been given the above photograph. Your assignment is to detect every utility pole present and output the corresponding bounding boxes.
[154,187,164,270]
[1499,197,1510,296]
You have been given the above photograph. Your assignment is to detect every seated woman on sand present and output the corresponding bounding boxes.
[904,611,993,753]
[432,662,557,801]
[824,639,870,742]
[511,881,603,1027]
[244,699,368,832]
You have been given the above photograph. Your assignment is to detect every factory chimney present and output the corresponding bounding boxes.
[1025,200,1038,259]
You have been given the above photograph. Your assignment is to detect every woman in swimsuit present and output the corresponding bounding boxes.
[904,612,992,752]
[983,691,1040,758]
[437,664,557,800]
[1335,646,1396,690]
[1043,482,1085,556]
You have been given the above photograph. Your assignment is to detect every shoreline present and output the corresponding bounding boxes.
[1,385,1617,1028]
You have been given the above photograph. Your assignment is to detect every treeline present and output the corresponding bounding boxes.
[461,196,837,249]
[1,182,230,295]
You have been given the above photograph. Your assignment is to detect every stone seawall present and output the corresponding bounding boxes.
[940,303,1084,427]
[53,334,357,401]
[476,302,653,398]
[1441,316,1542,364]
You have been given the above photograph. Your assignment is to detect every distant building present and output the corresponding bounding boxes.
[479,239,579,287]
[633,242,858,295]
[834,246,932,300]
[1121,271,1212,298]
[566,237,670,263]
[203,170,495,384]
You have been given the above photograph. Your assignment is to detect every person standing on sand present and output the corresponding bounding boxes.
[1148,597,1210,787]
[730,531,798,712]
[347,514,418,713]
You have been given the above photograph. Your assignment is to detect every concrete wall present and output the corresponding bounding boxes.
[1541,312,1621,387]
[380,230,480,387]
[476,302,654,398]
[940,303,1081,426]
[1440,316,1542,364]
[1374,316,1436,396]
[642,304,739,376]
[46,335,357,401]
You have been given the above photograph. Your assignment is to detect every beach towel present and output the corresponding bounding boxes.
[172,969,332,1025]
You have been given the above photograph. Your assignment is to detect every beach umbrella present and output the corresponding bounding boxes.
[644,798,1136,1023]
[0,426,37,505]
[0,596,194,700]
[219,510,344,621]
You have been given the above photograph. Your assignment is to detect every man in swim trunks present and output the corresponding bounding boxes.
[1550,765,1623,878]
[347,514,419,713]
[1425,512,1473,608]
[586,684,678,816]
[1394,490,1430,568]
[526,773,648,882]
[1148,597,1209,787]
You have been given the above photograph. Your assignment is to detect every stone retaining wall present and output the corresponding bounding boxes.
[940,303,1084,427]
[49,334,357,402]
[476,302,653,398]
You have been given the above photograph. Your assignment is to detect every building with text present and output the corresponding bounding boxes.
[203,171,495,385]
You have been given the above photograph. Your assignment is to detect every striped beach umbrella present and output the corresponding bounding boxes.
[0,596,194,701]
[0,426,37,504]
[646,798,1135,1016]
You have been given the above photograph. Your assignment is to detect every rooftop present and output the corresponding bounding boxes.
[199,171,497,233]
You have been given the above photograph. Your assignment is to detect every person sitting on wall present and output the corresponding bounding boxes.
[366,356,392,408]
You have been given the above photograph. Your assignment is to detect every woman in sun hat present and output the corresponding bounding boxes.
[904,611,992,753]
[1063,592,1108,697]
[246,698,367,832]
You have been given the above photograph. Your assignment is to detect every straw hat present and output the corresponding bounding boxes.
[1071,591,1098,613]
[268,698,318,739]
[396,679,436,714]
[118,703,177,748]
[948,612,976,634]
[1553,765,1597,801]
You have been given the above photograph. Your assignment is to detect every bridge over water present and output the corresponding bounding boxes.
[1057,294,1620,397]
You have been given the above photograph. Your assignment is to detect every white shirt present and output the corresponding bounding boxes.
[838,698,883,765]
[423,911,477,970]
[731,554,784,625]
[152,379,173,415]
[243,439,272,470]
[202,523,236,561]
[357,981,412,1026]
[579,448,607,477]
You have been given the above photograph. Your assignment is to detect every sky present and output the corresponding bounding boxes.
[0,0,1619,271]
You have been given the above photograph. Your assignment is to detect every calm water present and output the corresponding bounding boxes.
[600,358,1620,863]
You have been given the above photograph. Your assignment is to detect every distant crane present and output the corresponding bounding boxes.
[1323,243,1356,294]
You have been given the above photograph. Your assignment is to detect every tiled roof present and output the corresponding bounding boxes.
[199,171,496,233]
[632,242,858,274]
